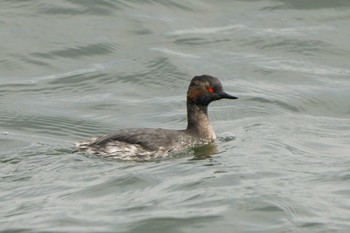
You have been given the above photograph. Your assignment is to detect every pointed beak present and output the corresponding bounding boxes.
[219,92,238,100]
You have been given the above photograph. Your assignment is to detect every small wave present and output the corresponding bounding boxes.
[150,47,200,58]
[167,24,245,36]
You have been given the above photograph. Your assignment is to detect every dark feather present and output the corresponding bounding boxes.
[90,128,191,151]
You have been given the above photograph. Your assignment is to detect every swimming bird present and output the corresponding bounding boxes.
[76,75,238,160]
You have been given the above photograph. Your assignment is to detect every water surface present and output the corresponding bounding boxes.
[1,0,350,232]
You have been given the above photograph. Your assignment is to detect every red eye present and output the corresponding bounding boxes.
[208,87,214,93]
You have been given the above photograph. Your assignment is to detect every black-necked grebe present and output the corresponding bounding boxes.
[76,75,238,160]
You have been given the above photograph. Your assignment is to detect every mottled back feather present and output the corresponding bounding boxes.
[90,128,191,151]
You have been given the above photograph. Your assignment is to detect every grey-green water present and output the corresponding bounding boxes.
[1,0,350,232]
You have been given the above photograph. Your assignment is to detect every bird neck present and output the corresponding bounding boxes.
[186,102,216,140]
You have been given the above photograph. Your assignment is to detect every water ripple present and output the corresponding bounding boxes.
[1,0,350,232]
[38,1,130,15]
[32,43,116,59]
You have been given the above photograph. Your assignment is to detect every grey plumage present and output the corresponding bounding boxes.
[75,75,238,160]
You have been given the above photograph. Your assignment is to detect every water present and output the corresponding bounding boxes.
[1,0,350,232]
